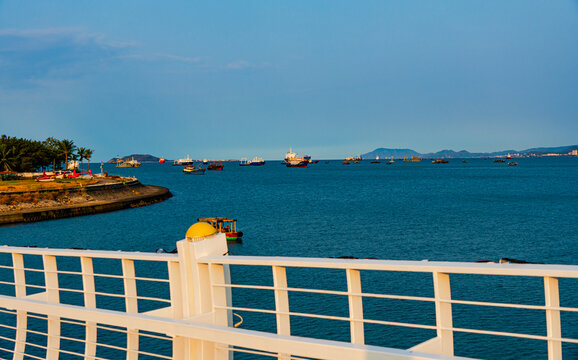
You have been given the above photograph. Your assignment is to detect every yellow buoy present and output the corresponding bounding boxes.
[186,222,217,241]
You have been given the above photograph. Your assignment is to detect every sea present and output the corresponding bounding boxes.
[1,157,577,359]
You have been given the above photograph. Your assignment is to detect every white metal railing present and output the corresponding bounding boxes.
[0,233,576,359]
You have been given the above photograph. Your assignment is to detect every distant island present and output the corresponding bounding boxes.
[107,154,163,163]
[362,145,578,159]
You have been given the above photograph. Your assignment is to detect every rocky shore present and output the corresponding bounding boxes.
[0,178,172,225]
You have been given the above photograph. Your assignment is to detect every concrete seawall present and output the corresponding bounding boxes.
[0,180,172,226]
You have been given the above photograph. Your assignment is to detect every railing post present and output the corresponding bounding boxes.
[210,262,233,360]
[176,227,229,360]
[122,259,139,360]
[273,265,290,360]
[433,272,454,356]
[346,268,364,345]
[12,253,26,360]
[43,255,60,360]
[544,277,562,360]
[168,260,186,359]
[80,257,97,358]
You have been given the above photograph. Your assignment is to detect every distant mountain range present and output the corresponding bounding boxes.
[107,154,162,163]
[362,145,578,159]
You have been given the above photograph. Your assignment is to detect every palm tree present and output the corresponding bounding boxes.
[84,149,94,172]
[77,147,87,172]
[58,139,77,170]
[0,144,17,172]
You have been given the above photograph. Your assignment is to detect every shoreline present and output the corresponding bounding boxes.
[0,179,172,226]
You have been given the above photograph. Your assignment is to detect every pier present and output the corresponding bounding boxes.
[0,223,576,359]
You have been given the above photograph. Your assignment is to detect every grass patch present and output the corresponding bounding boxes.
[0,179,98,193]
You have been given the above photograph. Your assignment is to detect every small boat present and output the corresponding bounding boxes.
[173,155,194,166]
[342,160,350,165]
[462,160,468,163]
[507,154,512,159]
[494,159,506,163]
[387,157,395,164]
[159,158,165,164]
[197,217,243,241]
[370,156,381,164]
[508,162,518,166]
[183,165,205,175]
[403,156,422,163]
[207,163,224,171]
[432,159,449,164]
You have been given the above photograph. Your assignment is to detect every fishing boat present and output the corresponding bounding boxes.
[240,157,266,166]
[342,160,351,165]
[159,158,165,164]
[183,165,205,175]
[207,163,224,171]
[197,217,243,241]
[116,156,141,168]
[173,155,194,166]
[508,162,518,166]
[370,156,381,164]
[432,159,449,164]
[494,159,506,163]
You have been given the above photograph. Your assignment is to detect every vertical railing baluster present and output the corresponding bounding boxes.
[210,263,232,360]
[122,259,139,360]
[544,276,562,360]
[43,255,60,360]
[346,268,364,344]
[272,265,290,360]
[81,257,97,358]
[209,263,230,326]
[168,260,186,360]
[433,271,454,356]
[12,253,27,360]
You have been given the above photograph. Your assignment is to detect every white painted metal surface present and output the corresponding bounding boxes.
[0,233,576,359]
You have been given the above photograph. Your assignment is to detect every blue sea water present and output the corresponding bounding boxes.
[1,157,577,359]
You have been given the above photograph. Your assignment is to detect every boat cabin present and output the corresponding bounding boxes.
[197,217,238,234]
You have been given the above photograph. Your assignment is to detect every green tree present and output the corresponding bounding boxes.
[58,139,77,170]
[43,137,61,170]
[77,147,87,172]
[84,148,94,172]
[0,144,17,171]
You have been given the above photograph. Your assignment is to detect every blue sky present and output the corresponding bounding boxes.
[1,1,577,160]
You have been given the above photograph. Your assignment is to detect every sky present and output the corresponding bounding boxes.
[0,1,577,161]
